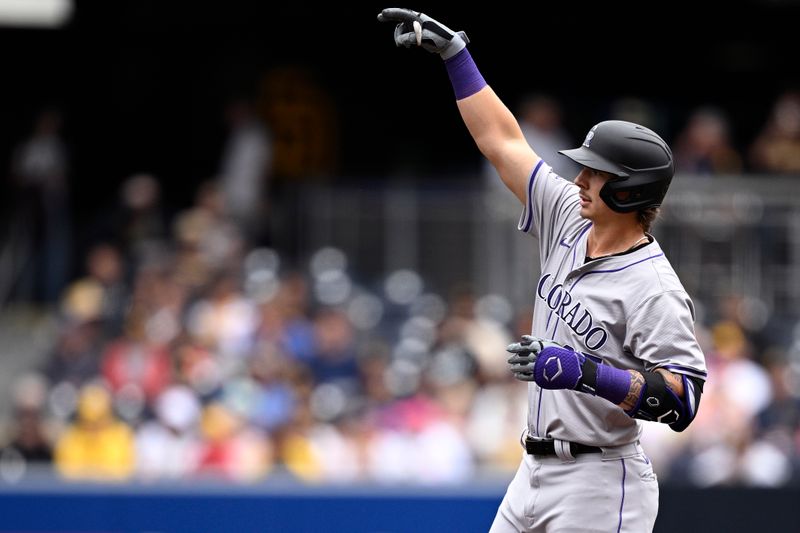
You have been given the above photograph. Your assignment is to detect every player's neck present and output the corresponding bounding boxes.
[586,222,647,259]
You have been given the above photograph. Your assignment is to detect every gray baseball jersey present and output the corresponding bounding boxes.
[517,160,707,447]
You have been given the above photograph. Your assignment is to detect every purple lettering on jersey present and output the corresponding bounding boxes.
[561,302,582,326]
[536,273,551,300]
[537,252,667,352]
[547,284,564,309]
[585,327,609,350]
[536,273,608,350]
[571,309,593,336]
[557,291,573,318]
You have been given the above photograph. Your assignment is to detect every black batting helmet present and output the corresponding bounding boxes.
[559,120,674,213]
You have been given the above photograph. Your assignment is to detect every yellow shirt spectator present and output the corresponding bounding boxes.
[54,383,135,480]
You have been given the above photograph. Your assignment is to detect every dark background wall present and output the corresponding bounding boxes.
[1,1,798,219]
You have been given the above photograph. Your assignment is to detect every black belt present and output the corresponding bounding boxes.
[524,437,602,456]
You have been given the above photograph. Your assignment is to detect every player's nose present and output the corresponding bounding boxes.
[574,167,591,188]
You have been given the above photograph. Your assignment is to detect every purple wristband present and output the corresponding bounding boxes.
[595,364,631,406]
[444,48,487,100]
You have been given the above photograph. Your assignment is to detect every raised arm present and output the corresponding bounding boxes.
[378,8,539,204]
[456,89,540,202]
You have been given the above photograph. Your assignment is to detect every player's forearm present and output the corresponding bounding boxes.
[618,369,684,412]
[456,87,525,155]
[509,341,702,431]
[446,49,525,156]
[580,359,700,431]
[456,90,536,199]
[445,50,537,202]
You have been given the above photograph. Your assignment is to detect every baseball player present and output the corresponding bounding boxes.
[378,8,707,532]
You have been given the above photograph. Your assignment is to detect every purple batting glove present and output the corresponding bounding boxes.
[533,346,585,390]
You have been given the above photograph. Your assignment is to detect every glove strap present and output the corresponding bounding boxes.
[444,48,487,100]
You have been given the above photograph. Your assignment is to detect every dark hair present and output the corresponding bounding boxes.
[638,207,660,233]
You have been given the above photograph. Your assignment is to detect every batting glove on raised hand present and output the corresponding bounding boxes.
[377,8,469,60]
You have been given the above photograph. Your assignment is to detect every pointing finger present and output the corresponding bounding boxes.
[377,8,419,23]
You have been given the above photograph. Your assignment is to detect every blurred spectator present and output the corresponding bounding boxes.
[308,307,359,386]
[186,272,258,363]
[267,272,316,361]
[100,307,173,406]
[682,320,772,486]
[0,374,53,480]
[171,334,223,399]
[359,345,394,410]
[172,181,244,289]
[483,94,578,186]
[115,173,169,268]
[9,107,71,304]
[244,346,298,432]
[515,94,578,179]
[749,90,800,173]
[54,382,135,480]
[434,287,511,381]
[608,96,664,132]
[277,402,323,482]
[135,385,201,480]
[751,352,800,484]
[367,393,474,484]
[45,286,106,389]
[306,417,366,482]
[465,379,527,471]
[58,243,128,337]
[710,320,772,418]
[756,352,800,439]
[218,97,273,244]
[673,107,743,175]
[194,401,272,481]
[128,265,187,348]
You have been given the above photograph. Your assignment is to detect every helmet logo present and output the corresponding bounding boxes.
[583,127,597,147]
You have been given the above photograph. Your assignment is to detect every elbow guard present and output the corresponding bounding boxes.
[629,372,704,432]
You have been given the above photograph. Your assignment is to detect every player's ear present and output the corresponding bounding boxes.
[613,190,631,201]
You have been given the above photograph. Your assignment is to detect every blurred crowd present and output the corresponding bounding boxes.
[497,89,800,181]
[0,200,531,484]
[1,89,800,487]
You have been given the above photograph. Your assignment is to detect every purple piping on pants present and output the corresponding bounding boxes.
[535,388,543,437]
[617,458,627,533]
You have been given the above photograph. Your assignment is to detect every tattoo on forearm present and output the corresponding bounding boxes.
[656,368,685,397]
[620,370,645,412]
